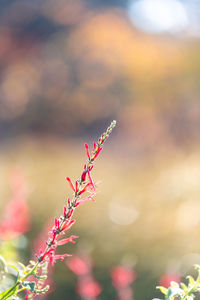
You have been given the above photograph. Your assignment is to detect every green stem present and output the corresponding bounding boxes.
[0,262,39,300]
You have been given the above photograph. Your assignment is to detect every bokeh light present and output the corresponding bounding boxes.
[128,0,188,34]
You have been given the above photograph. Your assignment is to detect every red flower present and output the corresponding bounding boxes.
[75,192,96,207]
[0,170,30,240]
[76,276,102,298]
[92,147,102,161]
[111,266,137,290]
[66,255,90,275]
[57,235,79,246]
[66,177,75,191]
[62,219,75,231]
[85,144,90,160]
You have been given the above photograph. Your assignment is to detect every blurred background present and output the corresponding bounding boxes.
[1,0,200,299]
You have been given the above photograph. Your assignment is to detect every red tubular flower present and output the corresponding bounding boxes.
[75,192,96,207]
[48,252,72,266]
[75,180,79,194]
[79,182,93,195]
[63,206,67,218]
[66,177,75,191]
[54,217,59,229]
[57,235,79,246]
[67,197,70,206]
[87,170,96,191]
[62,219,75,231]
[84,143,90,160]
[92,147,102,161]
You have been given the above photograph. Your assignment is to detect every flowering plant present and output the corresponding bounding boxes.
[0,120,116,300]
[155,265,200,300]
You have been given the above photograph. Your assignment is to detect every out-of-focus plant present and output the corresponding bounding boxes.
[0,120,116,300]
[0,170,30,263]
[67,254,137,300]
[111,265,137,300]
[67,254,101,299]
[154,265,200,300]
[158,272,181,289]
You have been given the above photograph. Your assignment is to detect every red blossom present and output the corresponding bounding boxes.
[57,235,79,246]
[75,180,79,193]
[0,170,30,240]
[67,197,70,206]
[62,219,75,231]
[79,182,93,195]
[92,147,102,160]
[54,217,60,228]
[81,165,87,182]
[85,143,90,160]
[75,192,96,207]
[66,177,75,191]
[66,255,90,275]
[48,251,72,266]
[63,206,67,218]
[111,266,137,290]
[76,276,102,298]
[67,208,74,219]
[88,170,96,191]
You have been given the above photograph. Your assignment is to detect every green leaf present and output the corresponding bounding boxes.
[21,281,35,293]
[180,282,188,292]
[186,275,195,286]
[156,286,168,295]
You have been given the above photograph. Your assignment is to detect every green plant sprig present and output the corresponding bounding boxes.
[154,265,200,300]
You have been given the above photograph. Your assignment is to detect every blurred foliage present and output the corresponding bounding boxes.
[0,0,200,147]
[1,0,200,299]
